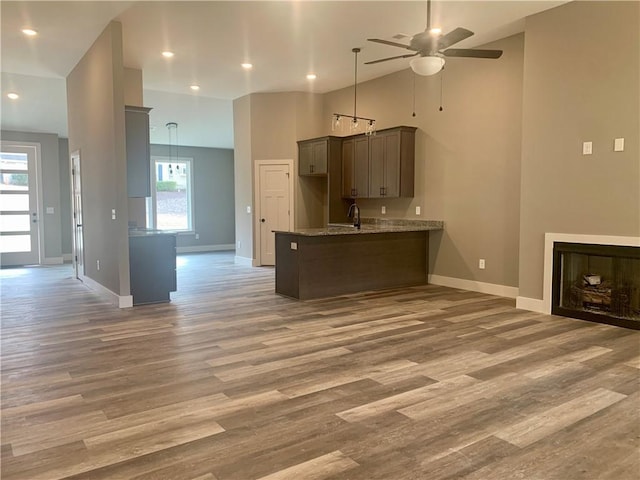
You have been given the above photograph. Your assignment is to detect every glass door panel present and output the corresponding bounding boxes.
[0,145,40,265]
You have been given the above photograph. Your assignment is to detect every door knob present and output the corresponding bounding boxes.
[261,218,266,223]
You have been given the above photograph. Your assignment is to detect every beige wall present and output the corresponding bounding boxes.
[233,92,324,261]
[232,94,253,260]
[518,1,640,300]
[322,33,525,287]
[67,21,130,296]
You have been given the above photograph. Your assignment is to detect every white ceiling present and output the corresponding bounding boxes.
[1,1,568,149]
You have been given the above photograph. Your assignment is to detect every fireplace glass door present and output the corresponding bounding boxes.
[552,243,640,330]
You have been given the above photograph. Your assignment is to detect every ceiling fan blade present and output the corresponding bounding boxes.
[442,48,503,59]
[367,38,415,50]
[437,27,474,50]
[364,53,419,65]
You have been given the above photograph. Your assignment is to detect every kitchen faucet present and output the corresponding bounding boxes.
[348,202,361,229]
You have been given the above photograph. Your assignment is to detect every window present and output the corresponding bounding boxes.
[149,156,194,232]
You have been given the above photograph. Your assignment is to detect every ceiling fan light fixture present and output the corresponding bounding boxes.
[410,56,445,76]
[429,27,442,35]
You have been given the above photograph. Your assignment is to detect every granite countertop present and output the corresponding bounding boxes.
[275,218,444,237]
[128,228,178,237]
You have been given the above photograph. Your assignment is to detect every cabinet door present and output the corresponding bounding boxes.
[125,107,151,198]
[341,138,355,197]
[353,136,369,198]
[369,135,385,198]
[382,131,401,198]
[311,140,328,174]
[299,142,313,175]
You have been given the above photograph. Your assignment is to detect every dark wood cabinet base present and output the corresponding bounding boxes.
[276,231,428,300]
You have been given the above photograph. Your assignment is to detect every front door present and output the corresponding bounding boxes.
[0,143,41,266]
[259,163,291,266]
[71,152,84,278]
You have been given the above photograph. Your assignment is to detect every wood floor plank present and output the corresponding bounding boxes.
[1,253,638,480]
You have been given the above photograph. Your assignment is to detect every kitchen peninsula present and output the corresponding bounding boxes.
[275,219,443,300]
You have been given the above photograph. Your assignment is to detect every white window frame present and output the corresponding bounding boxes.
[148,155,195,233]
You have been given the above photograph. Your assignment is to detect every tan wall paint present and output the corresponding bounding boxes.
[232,94,253,259]
[322,33,525,287]
[519,1,640,300]
[233,92,324,260]
[67,21,130,296]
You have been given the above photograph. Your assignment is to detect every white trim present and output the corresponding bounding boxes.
[428,274,519,299]
[516,296,547,313]
[177,244,234,253]
[79,274,133,309]
[1,140,45,265]
[150,155,195,232]
[63,253,73,262]
[43,256,63,265]
[234,255,253,266]
[253,159,295,266]
[541,233,640,315]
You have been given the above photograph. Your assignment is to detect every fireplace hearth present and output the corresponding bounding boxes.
[552,242,640,330]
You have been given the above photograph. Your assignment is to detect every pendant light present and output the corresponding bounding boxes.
[166,122,178,175]
[332,48,377,136]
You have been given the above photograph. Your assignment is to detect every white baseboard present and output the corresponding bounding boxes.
[43,256,63,265]
[428,274,519,299]
[516,296,549,314]
[177,244,235,254]
[79,274,133,309]
[234,255,253,266]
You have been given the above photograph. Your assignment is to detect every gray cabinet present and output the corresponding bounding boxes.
[368,126,415,198]
[125,105,152,198]
[341,136,369,198]
[129,232,177,305]
[298,138,329,175]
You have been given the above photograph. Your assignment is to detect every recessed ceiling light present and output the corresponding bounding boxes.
[241,63,253,70]
[162,51,175,58]
[306,74,317,80]
[429,27,442,35]
[7,92,19,100]
[22,28,38,36]
[190,85,200,91]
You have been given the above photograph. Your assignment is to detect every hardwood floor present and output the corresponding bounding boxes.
[1,252,638,480]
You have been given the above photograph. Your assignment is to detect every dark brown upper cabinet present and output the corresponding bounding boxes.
[368,126,416,198]
[341,136,370,198]
[125,105,152,198]
[298,137,330,176]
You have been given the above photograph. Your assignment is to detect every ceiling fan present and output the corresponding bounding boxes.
[366,0,503,75]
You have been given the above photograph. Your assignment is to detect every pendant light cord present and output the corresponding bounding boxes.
[353,48,360,121]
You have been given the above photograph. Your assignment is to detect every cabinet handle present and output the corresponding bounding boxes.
[380,187,385,196]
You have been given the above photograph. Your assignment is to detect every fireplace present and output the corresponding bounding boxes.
[552,242,640,329]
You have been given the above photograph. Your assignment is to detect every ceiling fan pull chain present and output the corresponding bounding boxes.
[439,66,444,112]
[412,72,417,117]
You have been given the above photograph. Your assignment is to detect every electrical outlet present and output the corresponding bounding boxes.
[237,241,241,249]
[614,138,624,152]
[415,206,421,215]
[111,208,116,220]
[246,206,251,214]
[381,206,386,215]
[195,233,200,240]
[290,242,298,250]
[479,259,486,270]
[96,260,100,271]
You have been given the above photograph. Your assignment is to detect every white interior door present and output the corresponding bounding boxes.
[71,152,84,278]
[0,143,41,266]
[258,163,291,266]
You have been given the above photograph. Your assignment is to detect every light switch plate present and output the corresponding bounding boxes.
[381,206,386,215]
[290,242,298,250]
[582,141,592,155]
[614,138,624,152]
[46,207,54,214]
[415,206,421,215]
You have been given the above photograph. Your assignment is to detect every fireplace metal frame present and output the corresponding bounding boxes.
[551,242,640,330]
